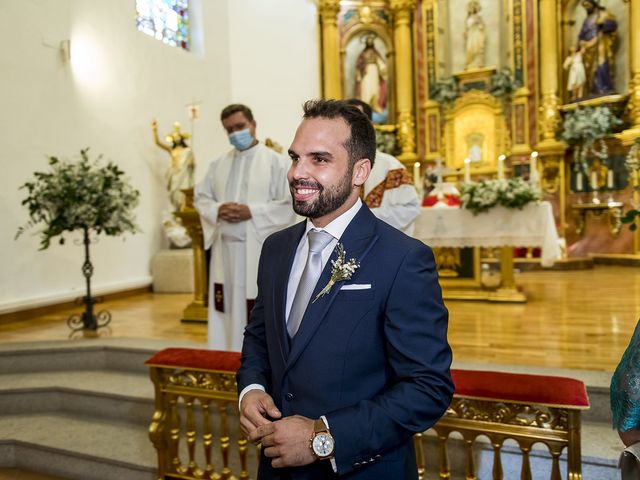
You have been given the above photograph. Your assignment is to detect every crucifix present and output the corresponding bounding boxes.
[432,158,455,201]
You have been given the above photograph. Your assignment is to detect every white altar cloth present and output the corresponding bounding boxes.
[413,201,561,267]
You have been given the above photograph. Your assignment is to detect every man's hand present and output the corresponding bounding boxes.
[218,202,251,223]
[218,202,236,222]
[256,415,316,468]
[232,203,252,221]
[239,390,281,439]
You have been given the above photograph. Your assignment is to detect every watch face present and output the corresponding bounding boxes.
[312,433,335,458]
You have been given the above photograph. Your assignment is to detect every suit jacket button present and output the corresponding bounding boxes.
[285,393,294,401]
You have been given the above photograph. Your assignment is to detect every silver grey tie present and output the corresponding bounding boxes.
[287,230,334,338]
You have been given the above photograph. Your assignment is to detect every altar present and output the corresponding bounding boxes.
[413,202,560,302]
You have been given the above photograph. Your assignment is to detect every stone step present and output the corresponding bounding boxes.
[0,413,156,480]
[0,339,623,479]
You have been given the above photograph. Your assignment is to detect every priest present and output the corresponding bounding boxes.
[345,99,421,235]
[194,104,296,351]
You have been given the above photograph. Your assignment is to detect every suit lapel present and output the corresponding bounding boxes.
[286,206,379,371]
[273,221,306,363]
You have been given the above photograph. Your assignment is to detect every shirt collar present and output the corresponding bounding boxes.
[304,198,362,240]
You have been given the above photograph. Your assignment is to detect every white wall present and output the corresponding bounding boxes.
[225,0,320,154]
[0,0,319,313]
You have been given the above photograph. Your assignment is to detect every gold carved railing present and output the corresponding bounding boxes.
[147,349,589,480]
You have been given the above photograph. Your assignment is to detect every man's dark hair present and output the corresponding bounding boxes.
[302,99,376,167]
[220,104,254,122]
[345,98,373,121]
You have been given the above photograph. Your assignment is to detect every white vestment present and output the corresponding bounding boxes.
[194,143,295,351]
[363,150,421,235]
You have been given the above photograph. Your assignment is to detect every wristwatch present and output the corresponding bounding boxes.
[310,418,335,459]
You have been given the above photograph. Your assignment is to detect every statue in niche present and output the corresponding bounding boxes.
[577,0,618,97]
[464,0,486,70]
[466,132,484,163]
[151,119,195,247]
[563,45,587,101]
[355,33,388,123]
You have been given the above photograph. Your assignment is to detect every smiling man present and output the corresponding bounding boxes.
[237,99,453,479]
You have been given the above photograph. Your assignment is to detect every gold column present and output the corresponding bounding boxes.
[619,0,640,145]
[174,189,208,322]
[319,0,342,100]
[537,0,563,150]
[422,0,441,161]
[391,0,418,164]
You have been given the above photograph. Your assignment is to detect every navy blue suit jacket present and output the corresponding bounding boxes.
[237,205,453,479]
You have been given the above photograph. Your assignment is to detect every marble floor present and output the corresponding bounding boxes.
[1,265,638,372]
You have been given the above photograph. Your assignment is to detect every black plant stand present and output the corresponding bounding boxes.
[67,228,111,335]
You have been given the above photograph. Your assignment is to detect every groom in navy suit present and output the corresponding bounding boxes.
[237,99,453,479]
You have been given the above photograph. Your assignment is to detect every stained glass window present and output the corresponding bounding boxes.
[136,0,190,51]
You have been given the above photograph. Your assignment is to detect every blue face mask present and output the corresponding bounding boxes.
[228,128,255,151]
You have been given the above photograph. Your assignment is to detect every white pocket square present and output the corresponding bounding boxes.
[340,284,372,290]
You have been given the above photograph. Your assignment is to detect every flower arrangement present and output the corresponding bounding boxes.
[560,106,622,146]
[429,77,459,105]
[313,243,359,302]
[622,138,640,230]
[489,67,516,99]
[460,178,540,215]
[561,106,623,168]
[16,148,140,249]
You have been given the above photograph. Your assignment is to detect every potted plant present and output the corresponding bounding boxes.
[16,148,140,332]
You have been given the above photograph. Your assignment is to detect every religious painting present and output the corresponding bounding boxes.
[343,30,392,124]
[561,0,629,103]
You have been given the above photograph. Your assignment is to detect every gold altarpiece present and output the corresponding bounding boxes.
[318,0,640,273]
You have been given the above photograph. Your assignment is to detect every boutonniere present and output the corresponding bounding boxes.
[313,243,359,303]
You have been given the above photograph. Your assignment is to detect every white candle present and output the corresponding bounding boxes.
[464,158,471,183]
[413,162,421,190]
[497,155,505,180]
[591,171,598,190]
[576,172,583,192]
[530,151,538,180]
[607,169,614,189]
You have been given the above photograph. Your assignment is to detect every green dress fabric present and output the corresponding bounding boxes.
[611,320,640,432]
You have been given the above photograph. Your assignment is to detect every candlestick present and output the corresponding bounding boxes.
[607,169,614,189]
[497,155,505,180]
[464,158,471,183]
[413,162,421,191]
[590,171,598,190]
[530,151,538,180]
[576,171,583,192]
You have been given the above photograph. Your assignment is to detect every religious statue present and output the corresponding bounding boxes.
[563,46,587,101]
[588,157,609,191]
[464,0,486,70]
[577,0,617,97]
[355,34,388,123]
[151,119,195,247]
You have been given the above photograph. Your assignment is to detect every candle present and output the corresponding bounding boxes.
[591,171,598,190]
[607,170,614,189]
[530,151,538,180]
[497,155,505,180]
[464,158,471,183]
[576,172,583,192]
[413,162,421,190]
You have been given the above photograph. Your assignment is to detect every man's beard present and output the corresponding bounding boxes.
[290,168,353,219]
